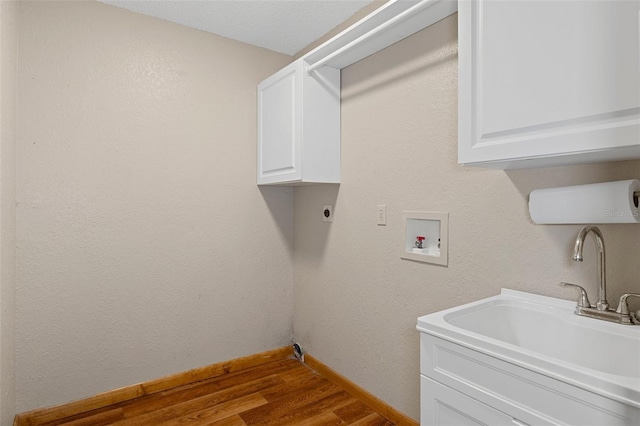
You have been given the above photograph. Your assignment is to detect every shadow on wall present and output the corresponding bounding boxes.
[258,185,295,252]
[342,49,457,103]
[505,161,640,200]
[341,15,458,103]
[292,184,340,259]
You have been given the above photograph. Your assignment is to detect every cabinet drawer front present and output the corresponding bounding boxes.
[421,334,639,426]
[421,375,514,426]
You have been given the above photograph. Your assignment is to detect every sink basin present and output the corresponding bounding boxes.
[445,299,639,378]
[417,289,640,407]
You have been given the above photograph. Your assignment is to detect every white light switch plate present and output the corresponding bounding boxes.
[377,205,387,226]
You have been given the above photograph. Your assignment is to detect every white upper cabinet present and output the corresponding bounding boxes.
[458,0,640,169]
[257,59,340,185]
[257,0,458,185]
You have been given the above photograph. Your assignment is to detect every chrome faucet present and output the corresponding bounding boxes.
[616,294,640,318]
[573,226,608,311]
[561,281,640,325]
[561,226,639,325]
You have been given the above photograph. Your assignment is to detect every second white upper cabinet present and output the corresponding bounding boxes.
[458,0,640,169]
[257,59,340,185]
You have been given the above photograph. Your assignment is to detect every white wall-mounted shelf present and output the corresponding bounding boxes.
[302,0,458,72]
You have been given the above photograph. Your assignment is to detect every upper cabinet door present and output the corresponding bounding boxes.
[257,61,302,184]
[458,0,640,169]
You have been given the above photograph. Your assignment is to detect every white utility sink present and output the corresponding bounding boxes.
[417,289,640,408]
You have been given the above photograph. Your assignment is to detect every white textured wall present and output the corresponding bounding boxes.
[293,14,640,420]
[16,1,293,412]
[0,1,17,424]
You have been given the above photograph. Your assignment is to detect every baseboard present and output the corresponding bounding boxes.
[304,354,418,426]
[13,346,292,426]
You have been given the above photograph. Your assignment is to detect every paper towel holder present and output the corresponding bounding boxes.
[529,180,640,224]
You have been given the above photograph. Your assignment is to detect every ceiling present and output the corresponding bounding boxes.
[98,0,377,56]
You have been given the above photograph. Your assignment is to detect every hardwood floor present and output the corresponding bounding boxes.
[41,358,396,426]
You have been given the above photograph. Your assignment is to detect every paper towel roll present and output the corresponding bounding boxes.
[529,179,640,224]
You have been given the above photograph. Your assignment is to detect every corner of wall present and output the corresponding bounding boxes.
[2,0,22,423]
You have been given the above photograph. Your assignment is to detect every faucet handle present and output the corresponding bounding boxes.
[615,293,640,315]
[560,282,591,308]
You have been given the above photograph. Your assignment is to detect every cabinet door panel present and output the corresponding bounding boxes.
[421,376,513,426]
[459,0,640,166]
[481,1,637,133]
[257,63,301,183]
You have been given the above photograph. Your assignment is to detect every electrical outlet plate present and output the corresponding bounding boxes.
[323,205,333,222]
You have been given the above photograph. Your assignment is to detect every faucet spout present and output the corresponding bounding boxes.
[573,226,608,311]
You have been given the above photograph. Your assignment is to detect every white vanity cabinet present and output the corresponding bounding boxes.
[458,0,640,169]
[420,333,639,426]
[257,59,340,185]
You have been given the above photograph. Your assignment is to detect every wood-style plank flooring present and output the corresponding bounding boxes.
[42,358,396,426]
